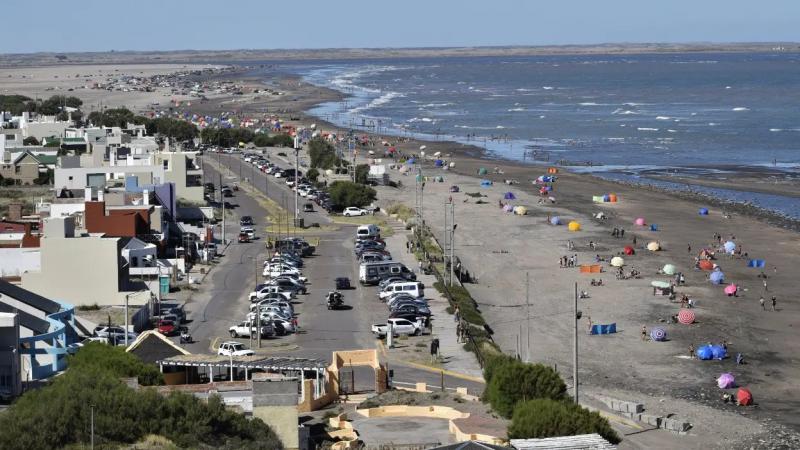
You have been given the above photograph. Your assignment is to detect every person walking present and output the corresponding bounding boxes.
[430,338,440,362]
[641,325,647,341]
[689,343,695,359]
[587,316,593,335]
[763,279,768,292]
[771,296,777,311]
[759,296,766,311]
[454,306,461,323]
[687,244,692,253]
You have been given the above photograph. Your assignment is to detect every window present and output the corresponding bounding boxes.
[163,160,169,170]
[131,256,138,267]
[68,176,73,181]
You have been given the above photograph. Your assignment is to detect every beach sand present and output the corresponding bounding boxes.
[9,64,800,446]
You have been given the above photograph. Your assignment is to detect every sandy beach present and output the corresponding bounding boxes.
[7,63,800,447]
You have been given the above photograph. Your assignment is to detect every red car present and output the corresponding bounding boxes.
[158,319,177,336]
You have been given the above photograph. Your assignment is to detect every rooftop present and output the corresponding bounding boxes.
[157,354,328,371]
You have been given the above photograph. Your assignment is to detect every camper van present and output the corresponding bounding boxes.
[359,261,416,285]
[356,224,381,240]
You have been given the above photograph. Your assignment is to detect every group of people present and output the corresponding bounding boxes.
[560,254,579,268]
[611,227,626,238]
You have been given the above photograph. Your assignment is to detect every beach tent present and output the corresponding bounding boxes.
[623,246,635,255]
[647,241,661,251]
[548,167,559,174]
[651,280,671,289]
[699,260,714,271]
[589,323,617,335]
[711,345,728,360]
[449,162,456,168]
[399,165,409,174]
[724,241,736,254]
[592,196,605,203]
[434,176,444,182]
[608,194,618,202]
[650,224,659,231]
[595,212,607,220]
[737,388,753,406]
[503,204,514,213]
[724,284,738,296]
[662,264,677,275]
[568,221,581,231]
[514,206,528,215]
[610,256,625,267]
[650,327,667,341]
[678,309,695,324]
[699,208,709,215]
[602,194,611,202]
[434,159,444,167]
[478,167,488,175]
[550,216,562,225]
[717,373,735,389]
[480,179,492,187]
[710,270,725,285]
[635,217,646,226]
[697,345,714,360]
[406,158,416,165]
[504,192,516,200]
[747,259,766,268]
[416,174,425,183]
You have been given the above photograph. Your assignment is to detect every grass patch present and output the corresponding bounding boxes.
[433,281,484,326]
[330,215,394,236]
[386,203,415,222]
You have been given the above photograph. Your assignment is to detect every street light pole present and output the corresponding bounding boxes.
[124,293,130,347]
[573,282,580,404]
[526,272,530,363]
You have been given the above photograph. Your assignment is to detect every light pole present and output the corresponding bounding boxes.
[573,282,581,404]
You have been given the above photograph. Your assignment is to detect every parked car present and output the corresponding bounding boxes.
[303,203,314,212]
[371,318,424,338]
[93,326,137,341]
[240,216,254,226]
[229,320,274,338]
[218,341,255,356]
[335,277,351,290]
[343,207,368,217]
[157,319,178,336]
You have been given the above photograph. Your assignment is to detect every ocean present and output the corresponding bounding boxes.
[258,53,800,218]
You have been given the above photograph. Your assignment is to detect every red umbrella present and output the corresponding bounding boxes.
[678,309,695,324]
[623,246,635,255]
[699,260,714,271]
[737,388,753,406]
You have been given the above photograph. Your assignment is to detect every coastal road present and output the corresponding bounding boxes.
[186,152,484,395]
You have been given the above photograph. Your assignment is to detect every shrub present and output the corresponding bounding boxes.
[484,359,566,418]
[67,341,164,386]
[328,180,376,209]
[308,138,340,169]
[354,163,370,184]
[387,203,414,221]
[433,282,484,326]
[306,168,319,182]
[508,399,620,444]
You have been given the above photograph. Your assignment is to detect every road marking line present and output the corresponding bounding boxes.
[209,337,221,353]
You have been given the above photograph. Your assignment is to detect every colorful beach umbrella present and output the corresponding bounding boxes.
[651,280,671,289]
[737,388,753,406]
[503,192,516,200]
[610,256,625,267]
[724,283,738,296]
[717,373,735,389]
[678,309,695,324]
[710,270,725,285]
[635,217,646,226]
[650,327,667,341]
[662,264,677,275]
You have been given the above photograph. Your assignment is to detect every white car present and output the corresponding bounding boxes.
[249,286,294,301]
[93,326,138,342]
[217,341,255,356]
[371,318,425,338]
[343,207,368,217]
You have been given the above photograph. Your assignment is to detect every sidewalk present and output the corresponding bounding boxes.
[381,216,484,380]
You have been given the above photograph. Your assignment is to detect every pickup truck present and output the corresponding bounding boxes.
[371,318,424,338]
[229,320,274,338]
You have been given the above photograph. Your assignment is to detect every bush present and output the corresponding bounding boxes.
[484,359,566,418]
[253,133,293,148]
[308,138,340,169]
[354,163,370,184]
[306,168,319,182]
[387,203,415,221]
[328,180,376,209]
[508,399,620,444]
[433,282,484,326]
[0,343,283,449]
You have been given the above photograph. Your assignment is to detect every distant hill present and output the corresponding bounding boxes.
[2,43,798,67]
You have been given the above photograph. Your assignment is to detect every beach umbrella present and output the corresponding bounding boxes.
[503,192,516,200]
[514,206,528,215]
[699,208,709,215]
[406,158,416,165]
[568,221,581,231]
[650,327,667,342]
[662,264,677,275]
[478,167,488,175]
[550,216,561,225]
[709,271,725,285]
[697,345,714,360]
[711,345,728,360]
[503,204,514,213]
[419,145,427,151]
[724,283,738,296]
[480,179,492,187]
[717,373,735,389]
[651,280,671,289]
[724,241,736,254]
[635,217,646,226]
[610,256,625,267]
[647,241,661,251]
[737,388,753,406]
[433,151,441,157]
[678,309,695,324]
[623,246,635,255]
[699,260,714,271]
[420,151,426,157]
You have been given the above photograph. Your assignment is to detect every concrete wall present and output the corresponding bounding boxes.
[252,377,299,449]
[0,248,41,278]
[22,225,129,307]
[54,165,161,191]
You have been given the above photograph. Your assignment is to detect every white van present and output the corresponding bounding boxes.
[378,281,425,300]
[356,224,381,240]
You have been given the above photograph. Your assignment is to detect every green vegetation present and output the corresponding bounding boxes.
[34,168,54,185]
[88,107,135,128]
[200,127,255,147]
[0,343,283,450]
[22,136,39,146]
[509,399,621,444]
[483,356,566,418]
[327,180,376,209]
[0,94,82,116]
[433,282,484,326]
[308,138,341,170]
[253,133,293,148]
[354,163,370,184]
[306,168,320,182]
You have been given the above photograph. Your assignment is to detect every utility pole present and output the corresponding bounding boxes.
[526,272,530,363]
[90,404,95,450]
[293,137,300,226]
[449,204,455,286]
[124,293,130,347]
[443,199,449,285]
[256,300,262,349]
[573,282,580,404]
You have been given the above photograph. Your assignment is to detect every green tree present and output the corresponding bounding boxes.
[306,168,319,182]
[67,341,163,385]
[508,399,621,444]
[88,107,135,128]
[22,136,39,146]
[328,180,376,209]
[484,359,566,418]
[0,94,33,115]
[308,138,339,169]
[354,163,370,184]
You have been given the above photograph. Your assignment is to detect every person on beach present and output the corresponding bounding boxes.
[688,244,692,253]
[641,325,647,341]
[689,343,695,359]
[587,316,593,335]
[771,296,777,311]
[760,296,765,310]
[632,235,637,245]
[620,229,625,238]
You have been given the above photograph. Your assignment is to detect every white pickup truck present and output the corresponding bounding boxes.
[371,318,424,338]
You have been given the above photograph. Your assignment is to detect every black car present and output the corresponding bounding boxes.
[335,277,351,290]
[240,216,254,226]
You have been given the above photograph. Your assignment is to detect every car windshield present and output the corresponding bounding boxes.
[160,320,174,326]
[231,343,244,351]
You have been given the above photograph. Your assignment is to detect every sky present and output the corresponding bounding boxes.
[2,0,799,54]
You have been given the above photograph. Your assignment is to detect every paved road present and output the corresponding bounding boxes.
[185,152,484,395]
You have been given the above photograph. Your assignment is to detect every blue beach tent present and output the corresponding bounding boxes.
[710,270,725,285]
[699,208,709,215]
[747,259,766,269]
[480,179,492,187]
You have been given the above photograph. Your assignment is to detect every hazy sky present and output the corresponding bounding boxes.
[2,0,799,53]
